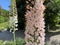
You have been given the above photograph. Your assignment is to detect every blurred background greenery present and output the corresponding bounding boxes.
[44,0,60,30]
[0,7,9,30]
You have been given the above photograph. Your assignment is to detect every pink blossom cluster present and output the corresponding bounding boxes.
[25,0,45,45]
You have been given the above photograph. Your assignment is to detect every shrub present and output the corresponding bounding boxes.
[0,16,5,23]
[16,38,26,45]
[0,40,3,45]
[0,38,25,45]
[4,41,13,45]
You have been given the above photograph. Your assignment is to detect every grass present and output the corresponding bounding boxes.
[0,21,9,31]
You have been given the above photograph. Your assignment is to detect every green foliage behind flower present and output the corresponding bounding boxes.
[0,8,9,23]
[0,22,9,30]
[44,0,60,29]
[0,8,9,30]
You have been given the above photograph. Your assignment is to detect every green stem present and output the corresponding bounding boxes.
[13,30,16,45]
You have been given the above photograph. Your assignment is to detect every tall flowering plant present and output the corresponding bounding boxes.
[25,0,45,45]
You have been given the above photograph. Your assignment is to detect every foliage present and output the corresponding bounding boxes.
[0,16,5,23]
[0,40,3,45]
[0,38,25,45]
[0,22,9,30]
[0,8,9,23]
[0,7,9,30]
[3,41,13,45]
[16,38,25,45]
[44,0,60,28]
